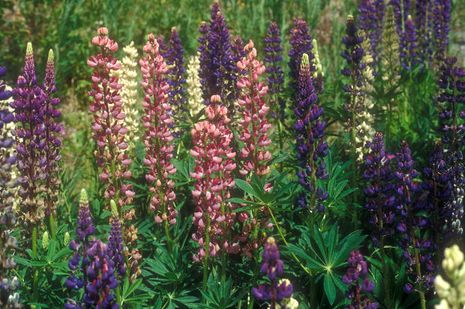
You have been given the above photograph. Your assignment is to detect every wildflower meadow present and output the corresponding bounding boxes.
[2,0,465,308]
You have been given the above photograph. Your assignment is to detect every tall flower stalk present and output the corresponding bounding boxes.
[88,27,135,214]
[294,53,328,210]
[342,16,375,161]
[236,40,272,255]
[198,2,237,110]
[118,41,140,154]
[165,27,188,131]
[139,33,177,236]
[190,95,238,285]
[42,49,63,237]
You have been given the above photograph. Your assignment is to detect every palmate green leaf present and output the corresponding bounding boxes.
[234,179,258,199]
[323,273,337,305]
[287,243,323,270]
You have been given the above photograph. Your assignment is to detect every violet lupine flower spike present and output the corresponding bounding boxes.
[42,49,63,217]
[190,95,238,262]
[264,21,285,121]
[435,57,465,234]
[0,66,21,309]
[342,251,378,309]
[294,53,328,210]
[363,132,396,245]
[198,2,237,111]
[394,142,434,299]
[88,27,135,215]
[432,0,451,63]
[288,18,314,96]
[252,237,297,309]
[401,15,417,70]
[12,42,47,225]
[108,201,126,278]
[165,27,188,130]
[358,0,385,64]
[140,33,177,226]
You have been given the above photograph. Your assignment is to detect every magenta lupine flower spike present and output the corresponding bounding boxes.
[140,33,177,225]
[88,27,134,214]
[42,49,63,216]
[12,42,47,224]
[236,40,272,177]
[190,95,238,262]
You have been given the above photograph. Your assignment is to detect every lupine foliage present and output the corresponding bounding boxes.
[2,1,465,308]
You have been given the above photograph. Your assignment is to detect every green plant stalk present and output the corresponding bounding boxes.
[32,225,39,302]
[49,212,57,239]
[202,216,211,291]
[380,238,392,309]
[164,214,173,253]
[268,207,312,276]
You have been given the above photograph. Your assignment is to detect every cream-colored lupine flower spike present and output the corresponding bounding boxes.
[186,53,203,117]
[354,32,375,162]
[311,38,323,79]
[119,41,140,153]
[434,244,465,309]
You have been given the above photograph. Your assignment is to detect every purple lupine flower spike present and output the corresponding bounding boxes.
[12,42,47,225]
[363,132,397,245]
[264,21,285,121]
[252,237,295,309]
[342,251,378,308]
[358,0,385,63]
[232,35,246,63]
[294,53,328,210]
[432,0,451,61]
[289,18,313,96]
[42,49,63,216]
[165,27,188,130]
[436,57,465,234]
[108,201,126,277]
[198,2,237,111]
[395,142,436,292]
[402,15,417,70]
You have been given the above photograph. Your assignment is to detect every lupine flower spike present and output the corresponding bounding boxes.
[434,245,465,309]
[165,27,188,130]
[0,66,20,308]
[342,15,374,161]
[42,49,63,217]
[118,41,140,154]
[294,53,328,210]
[108,201,126,278]
[186,54,203,117]
[12,42,46,225]
[252,237,298,309]
[288,18,313,97]
[198,2,237,110]
[140,33,177,225]
[88,27,135,214]
[264,21,285,121]
[190,95,238,262]
[342,251,378,309]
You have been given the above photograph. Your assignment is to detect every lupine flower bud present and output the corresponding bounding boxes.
[140,33,177,225]
[198,3,237,111]
[186,54,203,117]
[342,251,378,309]
[434,245,465,308]
[190,95,238,261]
[64,231,70,247]
[42,231,49,250]
[264,21,285,120]
[88,27,134,214]
[252,237,294,308]
[294,53,328,210]
[118,41,140,154]
[108,200,125,277]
